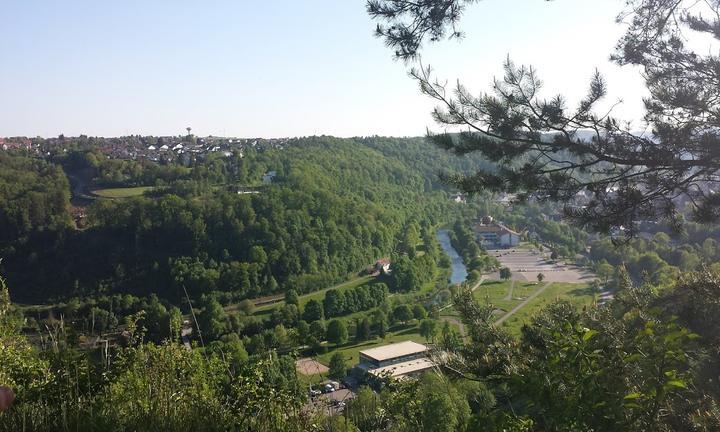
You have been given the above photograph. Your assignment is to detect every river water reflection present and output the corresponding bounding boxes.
[436,229,468,285]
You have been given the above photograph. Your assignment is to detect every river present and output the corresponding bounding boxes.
[436,229,468,285]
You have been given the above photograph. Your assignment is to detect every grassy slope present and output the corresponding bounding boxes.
[92,186,154,198]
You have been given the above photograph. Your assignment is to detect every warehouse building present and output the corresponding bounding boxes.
[356,341,436,380]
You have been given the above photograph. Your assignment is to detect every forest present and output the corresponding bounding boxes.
[3,131,720,431]
[4,0,720,429]
[1,136,465,305]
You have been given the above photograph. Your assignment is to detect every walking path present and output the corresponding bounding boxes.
[438,276,486,336]
[495,281,553,326]
[503,280,516,301]
[441,315,466,337]
[438,276,485,312]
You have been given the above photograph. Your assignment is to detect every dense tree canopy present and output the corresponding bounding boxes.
[0,136,471,304]
[439,269,720,430]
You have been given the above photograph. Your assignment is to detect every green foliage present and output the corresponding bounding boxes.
[382,373,471,432]
[499,267,511,280]
[389,253,438,293]
[302,299,324,323]
[589,234,709,286]
[0,154,72,244]
[372,309,389,338]
[355,317,372,342]
[441,270,717,430]
[101,343,228,431]
[419,319,438,342]
[449,220,497,274]
[328,352,347,380]
[412,304,427,320]
[393,304,413,324]
[197,296,228,340]
[344,386,383,431]
[237,299,255,315]
[327,319,349,347]
[284,289,300,306]
[323,284,388,318]
[2,136,465,305]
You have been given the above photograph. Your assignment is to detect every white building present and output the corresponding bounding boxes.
[473,217,521,248]
[356,341,436,380]
[451,193,467,204]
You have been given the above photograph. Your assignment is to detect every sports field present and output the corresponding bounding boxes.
[92,186,154,198]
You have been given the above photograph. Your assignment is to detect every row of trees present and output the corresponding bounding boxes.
[322,283,388,317]
[449,220,500,280]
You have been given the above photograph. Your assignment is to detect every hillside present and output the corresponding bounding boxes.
[0,136,476,304]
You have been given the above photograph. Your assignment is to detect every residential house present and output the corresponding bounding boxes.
[451,193,467,204]
[374,258,391,275]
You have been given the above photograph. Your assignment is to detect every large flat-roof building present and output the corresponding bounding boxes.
[357,341,435,380]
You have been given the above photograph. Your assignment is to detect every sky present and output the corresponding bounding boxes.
[0,0,648,138]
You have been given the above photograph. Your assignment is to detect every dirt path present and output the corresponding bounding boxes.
[495,281,553,326]
[503,280,516,301]
[438,276,487,337]
[438,276,485,312]
[440,315,466,337]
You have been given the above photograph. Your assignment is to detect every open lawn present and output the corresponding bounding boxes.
[92,186,154,198]
[439,279,595,335]
[473,280,540,312]
[498,282,595,333]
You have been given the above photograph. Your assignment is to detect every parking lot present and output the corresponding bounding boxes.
[486,248,595,283]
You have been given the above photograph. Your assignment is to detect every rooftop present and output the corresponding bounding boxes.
[366,357,436,378]
[474,222,520,236]
[359,341,428,362]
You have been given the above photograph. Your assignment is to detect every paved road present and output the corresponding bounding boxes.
[495,282,553,326]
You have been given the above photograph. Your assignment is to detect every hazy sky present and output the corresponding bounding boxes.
[0,0,648,138]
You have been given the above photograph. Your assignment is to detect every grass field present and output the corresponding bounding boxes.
[472,280,539,311]
[498,282,595,333]
[487,280,593,333]
[92,186,154,198]
[440,279,595,334]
